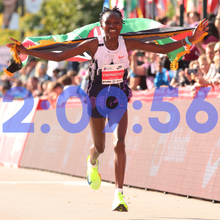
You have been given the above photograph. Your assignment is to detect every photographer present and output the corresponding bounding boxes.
[181,61,200,87]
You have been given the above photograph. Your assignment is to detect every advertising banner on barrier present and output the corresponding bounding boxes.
[19,88,220,202]
[124,98,220,202]
[0,98,39,167]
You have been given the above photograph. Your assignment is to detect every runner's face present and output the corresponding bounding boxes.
[101,12,122,38]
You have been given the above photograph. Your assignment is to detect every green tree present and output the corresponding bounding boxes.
[0,1,21,46]
[166,0,175,19]
[0,2,3,13]
[21,0,103,37]
[0,30,20,46]
[0,0,103,46]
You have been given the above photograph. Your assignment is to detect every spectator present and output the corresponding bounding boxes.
[0,79,11,96]
[169,12,179,27]
[161,55,171,70]
[1,0,19,30]
[51,82,63,97]
[188,12,200,27]
[78,61,90,77]
[154,62,170,88]
[80,69,90,92]
[67,61,80,72]
[44,81,63,108]
[25,57,38,77]
[172,8,180,26]
[47,60,66,78]
[2,78,32,99]
[51,68,60,81]
[214,42,220,71]
[17,65,29,86]
[214,6,220,38]
[12,78,23,87]
[157,16,170,25]
[57,74,72,88]
[50,81,78,108]
[198,54,211,78]
[205,42,217,80]
[66,70,81,86]
[183,12,190,27]
[26,77,40,97]
[167,20,177,27]
[37,81,44,97]
[209,42,220,85]
[169,68,184,87]
[34,61,51,83]
[191,54,211,90]
[129,50,145,90]
[44,81,53,96]
[206,42,216,64]
[40,80,51,97]
[130,50,157,90]
[179,60,200,87]
[77,61,90,91]
[208,13,216,22]
[144,52,158,90]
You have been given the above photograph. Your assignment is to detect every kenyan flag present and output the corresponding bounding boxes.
[5,18,202,76]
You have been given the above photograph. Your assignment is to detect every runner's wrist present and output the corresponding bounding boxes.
[186,36,194,45]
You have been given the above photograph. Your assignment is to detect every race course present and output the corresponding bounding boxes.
[0,166,219,220]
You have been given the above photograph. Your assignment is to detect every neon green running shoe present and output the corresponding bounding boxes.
[111,192,128,212]
[86,155,101,190]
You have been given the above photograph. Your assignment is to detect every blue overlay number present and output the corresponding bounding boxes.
[56,86,91,133]
[186,87,218,133]
[149,87,180,133]
[3,87,34,133]
[96,87,128,133]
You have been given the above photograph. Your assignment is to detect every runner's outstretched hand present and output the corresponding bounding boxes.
[191,19,209,41]
[6,37,28,54]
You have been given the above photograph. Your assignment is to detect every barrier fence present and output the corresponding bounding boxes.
[0,86,220,202]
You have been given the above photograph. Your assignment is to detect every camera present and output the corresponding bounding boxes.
[188,68,198,74]
[136,51,145,57]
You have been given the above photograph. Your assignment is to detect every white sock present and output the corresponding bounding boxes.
[115,188,123,197]
[88,158,97,168]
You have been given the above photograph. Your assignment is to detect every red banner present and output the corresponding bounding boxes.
[18,87,220,202]
[0,98,39,167]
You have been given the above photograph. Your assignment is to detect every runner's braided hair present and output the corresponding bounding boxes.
[99,6,124,24]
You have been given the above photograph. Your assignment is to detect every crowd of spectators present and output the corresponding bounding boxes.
[1,8,220,103]
[128,8,220,96]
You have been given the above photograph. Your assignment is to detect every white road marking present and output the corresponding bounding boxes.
[0,181,112,186]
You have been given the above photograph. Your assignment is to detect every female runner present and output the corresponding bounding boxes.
[7,7,209,212]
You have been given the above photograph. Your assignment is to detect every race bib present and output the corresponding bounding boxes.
[102,64,124,84]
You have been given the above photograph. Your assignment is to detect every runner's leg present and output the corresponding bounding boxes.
[89,117,106,165]
[111,110,128,211]
[112,110,128,188]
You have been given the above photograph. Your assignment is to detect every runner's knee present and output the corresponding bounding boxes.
[94,143,105,154]
[114,139,125,153]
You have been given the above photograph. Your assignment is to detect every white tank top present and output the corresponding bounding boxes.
[89,36,129,83]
